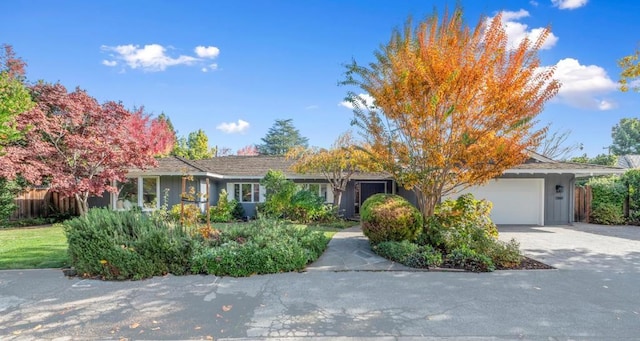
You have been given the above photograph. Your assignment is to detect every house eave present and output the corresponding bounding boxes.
[504,168,626,177]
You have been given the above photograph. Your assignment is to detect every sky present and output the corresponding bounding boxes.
[1,0,639,158]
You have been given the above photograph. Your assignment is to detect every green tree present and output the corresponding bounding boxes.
[610,118,640,155]
[0,45,33,152]
[257,119,309,155]
[172,129,215,160]
[568,153,617,166]
[0,178,21,224]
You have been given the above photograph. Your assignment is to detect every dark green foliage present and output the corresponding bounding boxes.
[259,170,334,223]
[191,219,329,277]
[622,169,640,223]
[372,240,443,268]
[568,153,617,166]
[288,190,332,223]
[64,208,194,280]
[444,246,495,272]
[259,170,298,218]
[361,193,422,244]
[586,176,626,225]
[590,203,626,225]
[0,178,20,225]
[209,190,234,222]
[372,240,419,263]
[231,200,245,220]
[257,119,309,155]
[610,118,640,155]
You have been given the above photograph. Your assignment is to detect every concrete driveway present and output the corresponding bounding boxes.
[499,223,640,272]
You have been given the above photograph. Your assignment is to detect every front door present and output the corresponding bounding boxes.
[355,182,387,215]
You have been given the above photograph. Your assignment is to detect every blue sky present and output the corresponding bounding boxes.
[2,0,639,158]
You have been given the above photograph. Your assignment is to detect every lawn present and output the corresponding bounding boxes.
[0,225,69,270]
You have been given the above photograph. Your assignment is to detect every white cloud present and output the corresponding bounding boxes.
[339,93,376,110]
[216,119,250,134]
[101,43,220,72]
[551,0,588,10]
[305,105,319,110]
[194,46,220,58]
[529,0,539,6]
[489,10,559,50]
[545,58,617,110]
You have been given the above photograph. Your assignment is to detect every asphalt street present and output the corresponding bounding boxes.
[1,224,639,340]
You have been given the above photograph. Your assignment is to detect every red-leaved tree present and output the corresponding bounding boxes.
[236,144,259,156]
[0,82,175,215]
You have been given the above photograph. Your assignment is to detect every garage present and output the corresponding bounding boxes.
[446,178,545,225]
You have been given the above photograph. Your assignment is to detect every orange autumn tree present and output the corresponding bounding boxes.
[287,131,379,208]
[618,46,640,92]
[342,7,560,218]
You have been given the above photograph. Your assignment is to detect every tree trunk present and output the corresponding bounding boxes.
[414,188,438,220]
[75,193,90,216]
[332,188,343,216]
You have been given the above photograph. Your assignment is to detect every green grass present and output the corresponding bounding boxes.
[0,225,69,270]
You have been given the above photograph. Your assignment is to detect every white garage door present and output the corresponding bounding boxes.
[445,179,545,225]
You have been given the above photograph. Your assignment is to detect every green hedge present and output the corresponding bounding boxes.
[191,219,329,277]
[64,208,194,280]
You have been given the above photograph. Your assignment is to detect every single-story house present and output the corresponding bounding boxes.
[89,152,624,225]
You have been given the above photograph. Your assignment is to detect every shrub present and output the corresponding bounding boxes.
[483,238,522,268]
[231,200,246,220]
[0,179,20,226]
[361,193,423,244]
[373,240,443,269]
[287,190,327,223]
[209,190,234,222]
[373,240,419,263]
[444,246,495,272]
[190,219,330,277]
[586,176,626,224]
[260,170,298,218]
[170,203,203,226]
[590,203,626,225]
[424,193,498,251]
[64,208,194,280]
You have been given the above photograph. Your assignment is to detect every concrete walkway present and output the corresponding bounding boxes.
[306,226,414,271]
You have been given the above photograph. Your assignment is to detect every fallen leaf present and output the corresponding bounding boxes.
[152,320,159,324]
[216,314,223,318]
[206,336,214,340]
[222,305,232,312]
[33,325,42,331]
[194,326,201,330]
[12,330,22,335]
[151,327,161,331]
[129,323,140,329]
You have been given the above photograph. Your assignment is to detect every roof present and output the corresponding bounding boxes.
[129,155,391,180]
[129,153,625,179]
[617,155,640,168]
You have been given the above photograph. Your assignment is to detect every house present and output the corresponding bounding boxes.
[89,152,624,226]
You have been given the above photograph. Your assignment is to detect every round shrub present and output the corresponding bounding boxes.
[361,193,422,244]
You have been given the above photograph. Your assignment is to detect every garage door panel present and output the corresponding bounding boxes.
[444,179,544,225]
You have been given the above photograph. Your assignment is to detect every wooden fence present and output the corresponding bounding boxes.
[574,185,592,223]
[11,188,78,220]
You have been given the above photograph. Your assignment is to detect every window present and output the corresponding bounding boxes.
[113,176,160,211]
[232,183,261,203]
[142,177,158,209]
[301,183,330,203]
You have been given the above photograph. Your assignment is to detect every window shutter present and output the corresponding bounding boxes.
[259,185,266,203]
[326,184,334,204]
[226,183,234,202]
